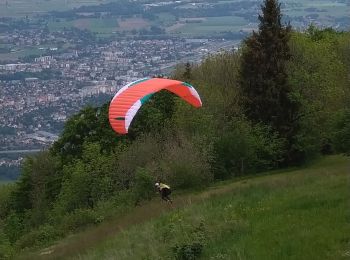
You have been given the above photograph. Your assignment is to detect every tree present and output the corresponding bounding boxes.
[239,0,300,164]
[51,104,125,163]
[129,90,176,138]
[183,62,192,81]
[287,30,348,160]
[332,110,350,155]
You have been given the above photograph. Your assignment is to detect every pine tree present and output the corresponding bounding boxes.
[239,0,300,164]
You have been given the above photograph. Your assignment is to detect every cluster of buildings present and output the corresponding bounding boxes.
[0,157,23,167]
[0,4,239,176]
[0,24,234,172]
[0,27,51,47]
[0,78,119,149]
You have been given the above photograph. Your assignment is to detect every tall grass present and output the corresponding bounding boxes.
[70,155,350,260]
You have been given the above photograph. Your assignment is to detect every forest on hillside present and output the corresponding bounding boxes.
[0,0,349,257]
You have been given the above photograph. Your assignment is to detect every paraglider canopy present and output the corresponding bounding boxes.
[108,77,202,134]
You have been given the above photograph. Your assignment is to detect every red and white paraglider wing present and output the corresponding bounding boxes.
[108,78,202,134]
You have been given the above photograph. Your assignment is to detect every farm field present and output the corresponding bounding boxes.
[47,17,149,35]
[1,0,347,38]
[48,17,118,33]
[171,16,249,36]
[0,47,44,61]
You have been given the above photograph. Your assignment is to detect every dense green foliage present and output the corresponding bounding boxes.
[0,2,349,255]
[332,109,350,155]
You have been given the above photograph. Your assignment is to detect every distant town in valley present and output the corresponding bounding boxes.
[0,0,349,179]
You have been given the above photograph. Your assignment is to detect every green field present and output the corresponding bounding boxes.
[281,0,349,22]
[48,17,119,34]
[25,155,350,259]
[48,17,151,35]
[172,16,248,36]
[0,47,45,61]
[156,12,177,27]
[1,0,348,37]
[285,6,349,19]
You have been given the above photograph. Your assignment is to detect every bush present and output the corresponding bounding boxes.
[94,191,134,220]
[213,122,254,179]
[15,224,60,249]
[0,230,14,259]
[332,109,350,155]
[172,221,206,260]
[251,123,285,170]
[161,136,213,189]
[132,167,155,204]
[115,135,162,190]
[173,242,203,260]
[54,161,91,213]
[59,208,98,233]
[213,120,284,179]
[3,212,24,244]
[0,184,14,219]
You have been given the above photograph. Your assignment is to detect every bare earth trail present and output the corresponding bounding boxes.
[21,157,349,260]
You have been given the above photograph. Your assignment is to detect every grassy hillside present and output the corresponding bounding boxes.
[24,155,350,259]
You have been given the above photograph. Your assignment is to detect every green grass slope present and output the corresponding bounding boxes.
[26,156,350,259]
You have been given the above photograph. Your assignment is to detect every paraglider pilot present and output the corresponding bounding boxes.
[155,182,172,203]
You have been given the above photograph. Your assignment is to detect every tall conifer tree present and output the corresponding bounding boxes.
[240,0,300,164]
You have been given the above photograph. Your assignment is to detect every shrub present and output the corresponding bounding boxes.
[332,109,350,155]
[250,123,285,171]
[115,135,162,190]
[0,230,14,259]
[15,224,60,249]
[54,161,91,213]
[132,167,155,204]
[59,208,98,233]
[0,184,14,219]
[3,212,24,244]
[213,122,255,179]
[172,221,206,260]
[213,120,284,179]
[173,242,203,260]
[161,136,213,189]
[94,190,134,221]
